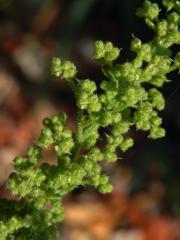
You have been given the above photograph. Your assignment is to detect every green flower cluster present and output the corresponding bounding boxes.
[137,0,180,48]
[0,0,179,239]
[76,79,101,112]
[163,0,180,11]
[51,57,77,79]
[94,41,120,63]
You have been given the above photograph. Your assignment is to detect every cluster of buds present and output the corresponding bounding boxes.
[0,0,179,239]
[51,57,77,79]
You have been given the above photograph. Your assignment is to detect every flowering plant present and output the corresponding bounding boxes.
[0,0,179,239]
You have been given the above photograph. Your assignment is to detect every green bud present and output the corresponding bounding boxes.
[104,151,117,162]
[38,128,54,148]
[61,130,72,139]
[88,95,101,112]
[8,172,19,187]
[77,92,89,110]
[88,147,103,162]
[137,120,151,131]
[94,41,105,59]
[51,57,62,77]
[139,44,152,62]
[99,174,109,185]
[162,0,176,11]
[84,132,99,148]
[91,163,101,175]
[94,40,120,62]
[158,57,171,73]
[27,146,41,160]
[51,113,67,126]
[150,75,168,87]
[104,47,120,62]
[82,161,94,172]
[131,38,142,52]
[157,20,168,36]
[14,157,25,166]
[55,138,74,156]
[104,42,113,52]
[168,12,180,24]
[121,62,135,80]
[80,79,97,94]
[174,52,180,69]
[88,174,101,186]
[51,57,76,79]
[107,135,123,145]
[62,60,77,79]
[149,127,166,139]
[136,1,160,20]
[149,88,165,110]
[112,121,130,135]
[98,183,113,194]
[112,112,122,124]
[147,3,160,20]
[100,111,113,126]
[120,138,134,152]
[151,114,162,126]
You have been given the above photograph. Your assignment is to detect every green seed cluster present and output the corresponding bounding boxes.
[0,0,179,239]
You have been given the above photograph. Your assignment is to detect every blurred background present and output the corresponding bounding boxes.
[0,0,180,239]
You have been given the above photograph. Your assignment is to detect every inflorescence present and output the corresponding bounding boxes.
[0,0,179,239]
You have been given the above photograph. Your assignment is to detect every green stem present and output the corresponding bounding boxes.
[71,110,83,161]
[71,141,81,161]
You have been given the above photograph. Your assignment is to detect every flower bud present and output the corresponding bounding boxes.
[120,138,134,152]
[137,1,160,20]
[62,60,77,79]
[149,88,165,110]
[51,57,62,77]
[98,183,113,194]
[94,41,105,59]
[149,127,166,139]
[157,20,168,36]
[131,38,142,52]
